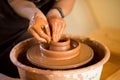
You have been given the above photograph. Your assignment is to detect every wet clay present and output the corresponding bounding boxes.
[10,36,110,80]
[27,35,94,69]
[28,14,51,43]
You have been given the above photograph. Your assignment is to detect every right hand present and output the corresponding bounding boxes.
[46,9,66,42]
[28,11,51,43]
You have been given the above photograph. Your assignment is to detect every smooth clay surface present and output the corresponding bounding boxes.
[10,36,110,80]
[27,36,94,69]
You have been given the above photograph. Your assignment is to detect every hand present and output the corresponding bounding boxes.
[28,11,51,43]
[46,9,66,42]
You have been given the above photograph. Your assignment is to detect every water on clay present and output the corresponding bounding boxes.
[18,39,105,70]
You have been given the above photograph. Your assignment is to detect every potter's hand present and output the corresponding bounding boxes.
[28,12,51,43]
[46,9,66,42]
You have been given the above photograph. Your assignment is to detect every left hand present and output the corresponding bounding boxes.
[46,9,66,42]
[28,11,51,43]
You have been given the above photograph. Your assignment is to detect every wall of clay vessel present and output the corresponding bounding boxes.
[64,0,120,36]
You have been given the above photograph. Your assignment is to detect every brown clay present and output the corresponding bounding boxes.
[28,14,51,43]
[26,35,94,69]
[10,36,110,80]
[49,35,70,51]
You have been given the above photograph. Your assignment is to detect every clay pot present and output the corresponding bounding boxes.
[26,35,93,70]
[40,38,80,60]
[10,36,110,80]
[49,35,71,51]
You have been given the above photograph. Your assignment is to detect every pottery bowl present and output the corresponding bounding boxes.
[10,36,110,80]
[49,35,71,51]
[40,38,80,60]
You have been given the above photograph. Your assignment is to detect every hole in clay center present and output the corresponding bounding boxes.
[58,38,67,42]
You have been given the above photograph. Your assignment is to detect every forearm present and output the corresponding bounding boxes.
[53,0,75,17]
[8,0,41,20]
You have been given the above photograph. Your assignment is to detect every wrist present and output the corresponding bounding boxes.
[46,9,61,18]
[51,7,65,18]
[47,7,64,18]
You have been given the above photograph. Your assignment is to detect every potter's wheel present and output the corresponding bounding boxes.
[27,38,94,69]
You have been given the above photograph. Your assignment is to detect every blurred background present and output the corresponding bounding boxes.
[64,0,120,36]
[64,0,120,80]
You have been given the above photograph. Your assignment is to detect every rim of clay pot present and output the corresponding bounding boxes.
[39,39,80,60]
[10,37,110,74]
[27,43,94,69]
[50,36,70,46]
[49,37,70,51]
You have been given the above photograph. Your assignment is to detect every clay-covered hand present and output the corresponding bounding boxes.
[28,11,51,43]
[46,9,66,42]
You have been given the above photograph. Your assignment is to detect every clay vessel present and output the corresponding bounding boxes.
[26,35,93,69]
[49,35,71,51]
[10,36,110,80]
[39,38,80,60]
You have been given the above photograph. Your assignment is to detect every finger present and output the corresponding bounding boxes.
[60,22,66,34]
[34,27,51,43]
[28,28,47,43]
[52,21,64,42]
[44,24,51,40]
[32,18,51,43]
[55,23,61,42]
[52,22,58,42]
[58,22,66,41]
[55,21,65,41]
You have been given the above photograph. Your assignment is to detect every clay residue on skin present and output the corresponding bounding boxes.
[28,14,51,43]
[47,16,66,42]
